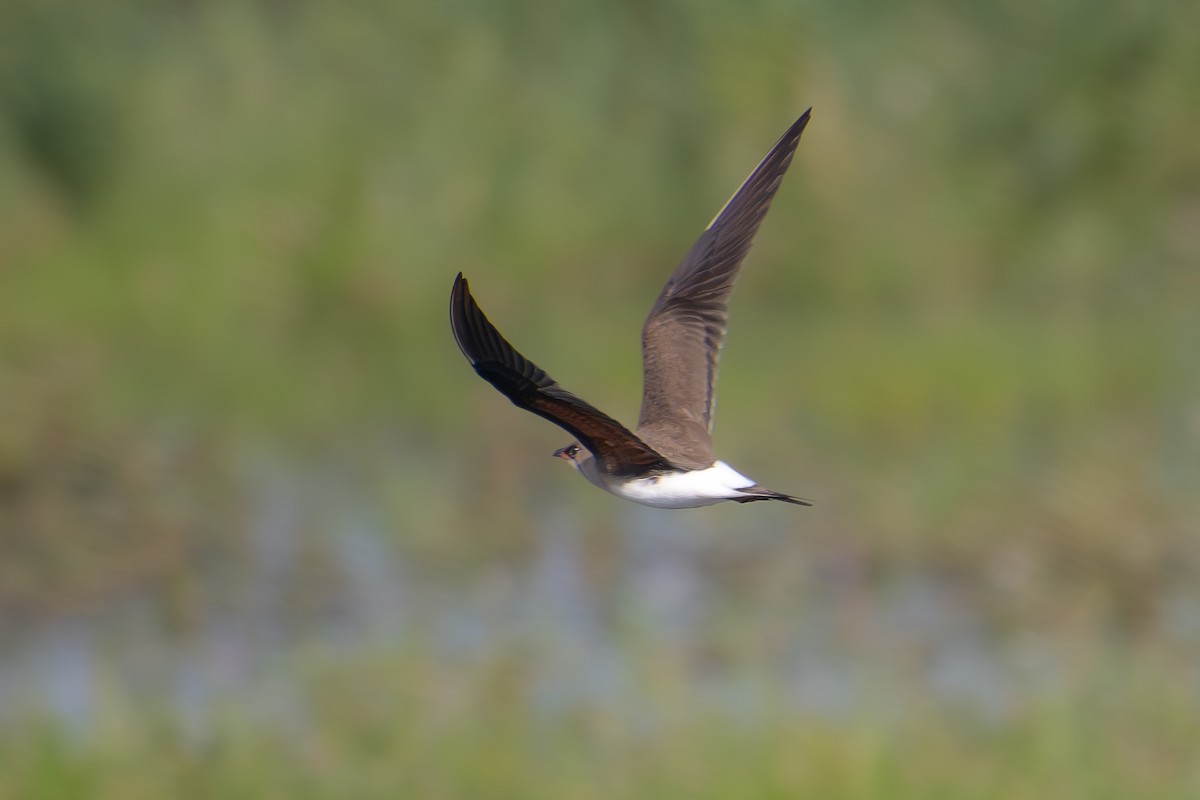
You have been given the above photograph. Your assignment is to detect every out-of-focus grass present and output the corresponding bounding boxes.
[1,0,1198,795]
[2,0,1195,599]
[0,0,1190,588]
[1,645,1197,800]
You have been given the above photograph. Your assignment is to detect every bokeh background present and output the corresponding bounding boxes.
[2,0,1199,796]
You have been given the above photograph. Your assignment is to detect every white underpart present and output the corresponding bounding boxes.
[577,459,757,509]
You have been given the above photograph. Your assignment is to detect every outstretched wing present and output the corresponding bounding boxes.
[450,273,671,477]
[637,110,811,469]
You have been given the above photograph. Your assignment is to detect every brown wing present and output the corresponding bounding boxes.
[637,110,811,469]
[450,273,672,477]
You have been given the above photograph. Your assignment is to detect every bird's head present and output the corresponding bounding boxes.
[553,442,584,470]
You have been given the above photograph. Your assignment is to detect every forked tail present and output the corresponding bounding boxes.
[734,486,812,506]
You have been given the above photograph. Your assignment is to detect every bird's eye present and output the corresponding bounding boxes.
[569,445,580,457]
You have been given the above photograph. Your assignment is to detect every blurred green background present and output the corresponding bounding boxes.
[2,0,1199,796]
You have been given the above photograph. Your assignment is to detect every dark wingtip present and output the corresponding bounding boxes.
[451,272,467,304]
[779,108,813,149]
[449,272,475,364]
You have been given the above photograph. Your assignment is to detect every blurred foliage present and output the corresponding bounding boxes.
[0,0,1198,793]
[1,0,1195,571]
[1,641,1198,799]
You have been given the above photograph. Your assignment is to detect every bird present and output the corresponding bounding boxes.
[449,110,812,509]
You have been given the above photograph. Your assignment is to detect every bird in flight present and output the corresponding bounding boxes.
[450,110,812,508]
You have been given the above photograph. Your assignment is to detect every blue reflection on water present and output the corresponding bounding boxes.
[0,458,1190,740]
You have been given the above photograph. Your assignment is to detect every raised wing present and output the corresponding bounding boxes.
[637,110,811,469]
[450,273,672,477]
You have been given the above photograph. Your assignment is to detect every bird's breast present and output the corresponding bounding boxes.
[591,461,757,509]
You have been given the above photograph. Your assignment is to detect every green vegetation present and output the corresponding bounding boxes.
[1,642,1198,800]
[1,0,1198,795]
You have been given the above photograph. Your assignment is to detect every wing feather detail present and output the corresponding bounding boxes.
[450,273,672,477]
[637,110,811,469]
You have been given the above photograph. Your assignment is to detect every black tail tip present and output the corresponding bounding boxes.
[735,487,812,506]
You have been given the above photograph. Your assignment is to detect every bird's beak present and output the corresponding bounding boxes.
[553,447,572,460]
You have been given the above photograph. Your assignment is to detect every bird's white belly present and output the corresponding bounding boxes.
[604,461,757,509]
